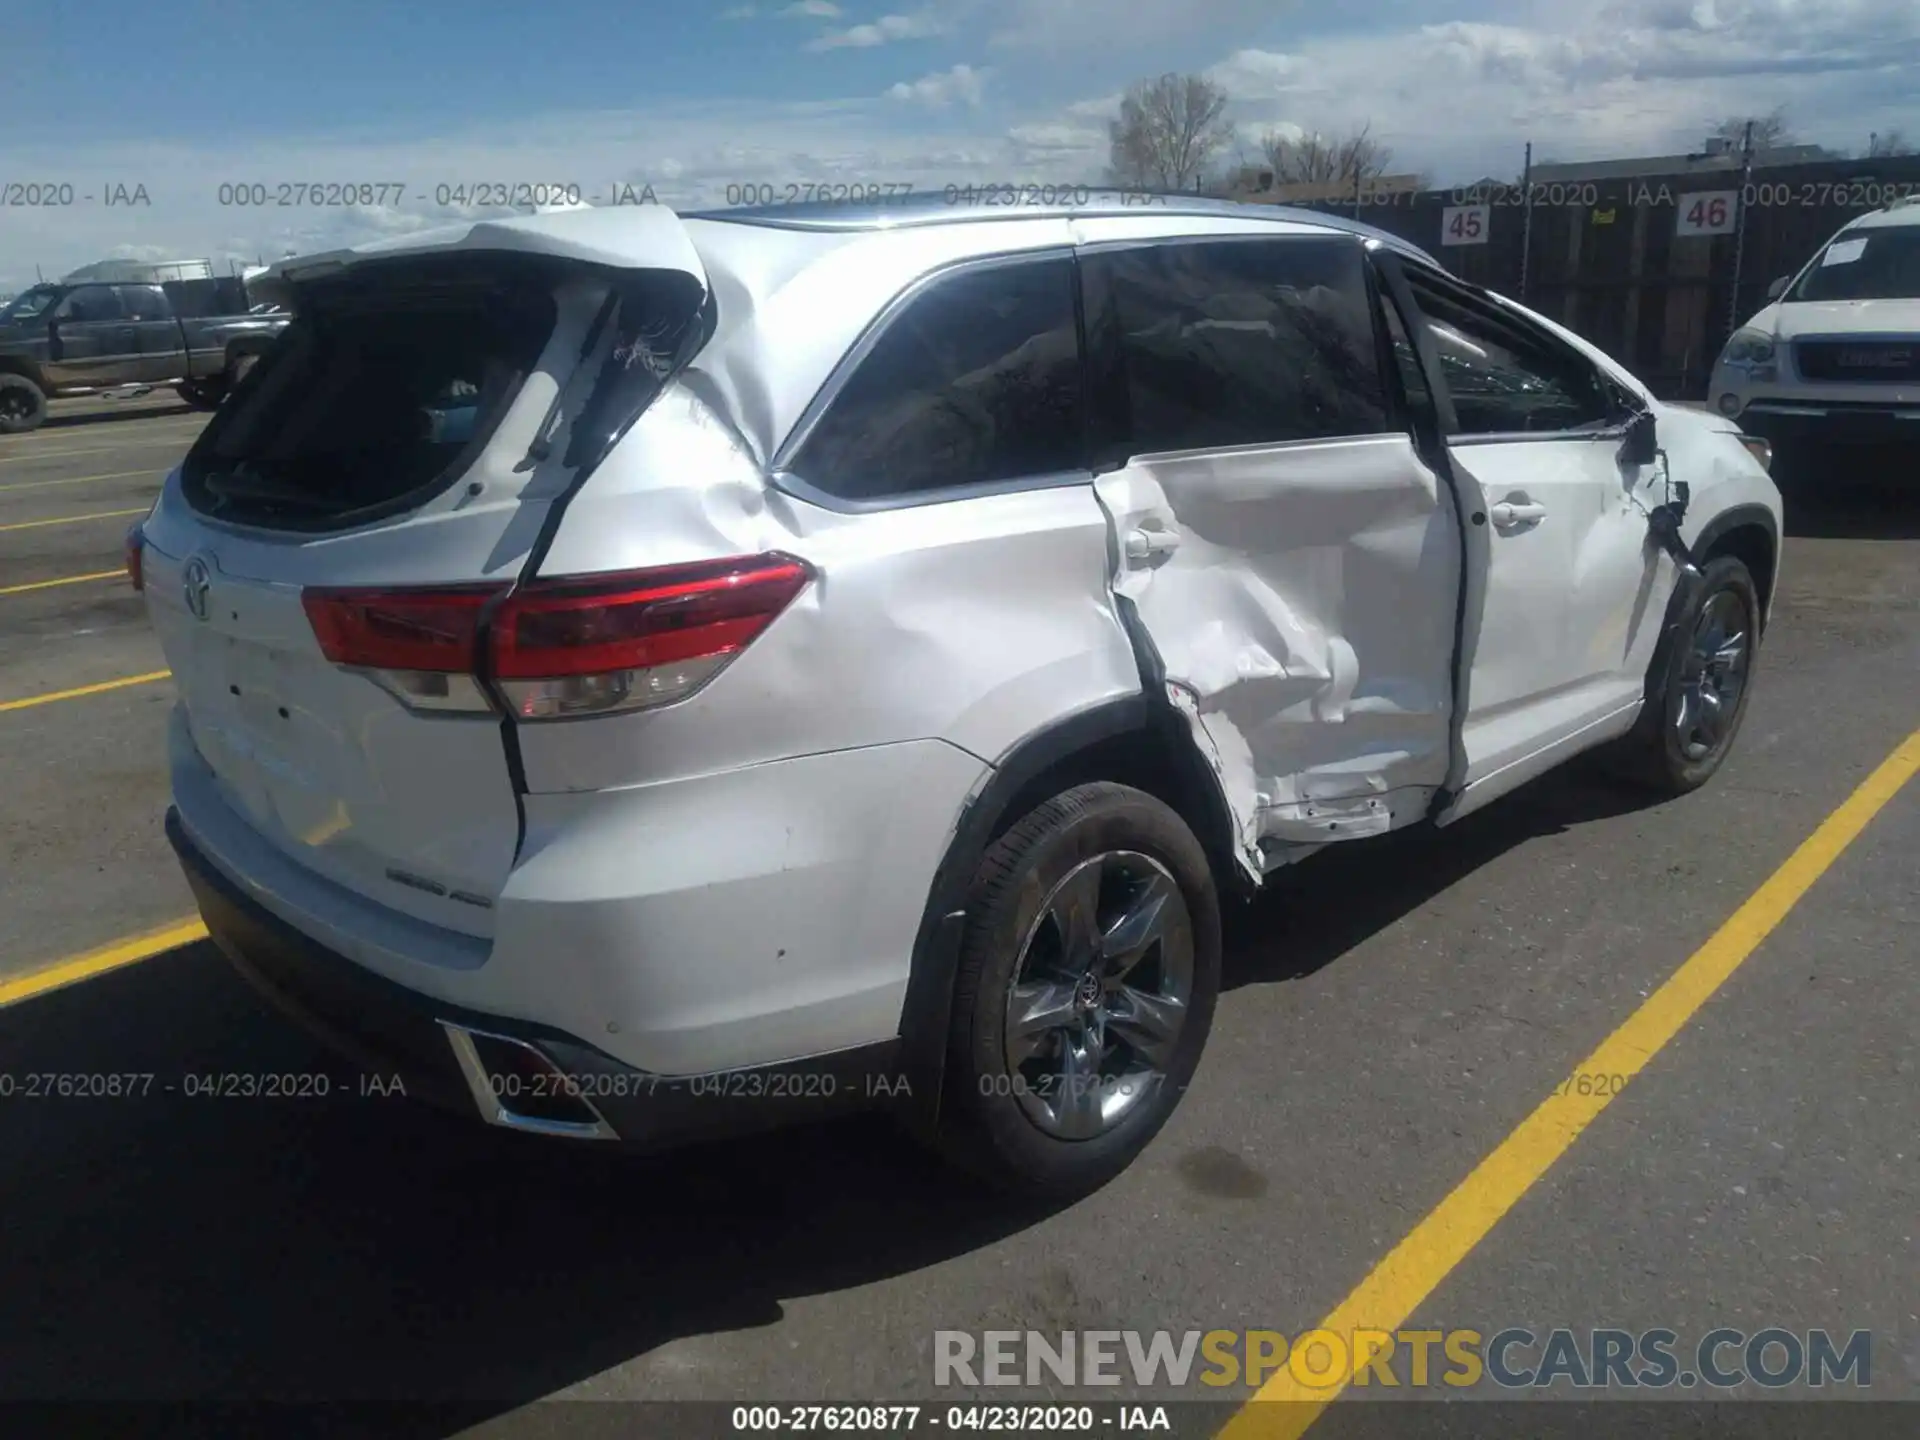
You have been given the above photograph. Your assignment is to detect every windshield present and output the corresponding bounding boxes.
[0,285,62,322]
[1789,229,1920,302]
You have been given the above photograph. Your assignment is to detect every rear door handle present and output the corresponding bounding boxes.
[1124,527,1182,562]
[1489,501,1548,528]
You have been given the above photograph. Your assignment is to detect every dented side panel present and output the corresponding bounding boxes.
[524,384,1142,796]
[1095,434,1460,867]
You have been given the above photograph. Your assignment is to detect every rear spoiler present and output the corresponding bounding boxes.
[252,207,709,312]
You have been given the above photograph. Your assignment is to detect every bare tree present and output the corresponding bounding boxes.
[1867,129,1914,157]
[1257,121,1397,187]
[1710,108,1795,152]
[1106,73,1235,191]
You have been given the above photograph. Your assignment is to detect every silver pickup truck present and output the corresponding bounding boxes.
[0,276,289,432]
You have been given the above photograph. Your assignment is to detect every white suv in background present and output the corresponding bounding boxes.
[1711,197,1920,464]
[136,195,1780,1196]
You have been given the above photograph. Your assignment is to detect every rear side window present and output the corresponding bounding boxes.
[55,286,126,322]
[1085,236,1390,457]
[115,285,171,321]
[787,256,1084,502]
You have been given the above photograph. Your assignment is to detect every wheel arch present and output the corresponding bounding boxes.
[1634,502,1776,733]
[0,357,48,389]
[1693,504,1778,634]
[893,694,1247,1133]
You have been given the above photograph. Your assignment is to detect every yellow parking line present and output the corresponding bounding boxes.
[0,569,122,596]
[0,670,171,713]
[0,467,165,493]
[0,918,208,1009]
[0,506,146,534]
[1219,724,1920,1440]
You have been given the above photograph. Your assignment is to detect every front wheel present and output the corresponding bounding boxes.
[933,782,1221,1197]
[1606,554,1760,795]
[0,373,47,433]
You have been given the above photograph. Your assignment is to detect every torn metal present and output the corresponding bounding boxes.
[1097,434,1460,875]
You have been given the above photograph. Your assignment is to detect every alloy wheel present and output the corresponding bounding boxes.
[1673,586,1752,762]
[1002,850,1194,1141]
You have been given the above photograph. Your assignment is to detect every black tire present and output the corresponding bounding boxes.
[932,782,1221,1198]
[0,373,48,434]
[1605,554,1760,796]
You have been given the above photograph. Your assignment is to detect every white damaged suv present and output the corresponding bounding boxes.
[138,194,1781,1195]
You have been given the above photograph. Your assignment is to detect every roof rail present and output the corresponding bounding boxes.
[1889,194,1920,210]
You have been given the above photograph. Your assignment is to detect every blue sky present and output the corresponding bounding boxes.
[2,0,1916,291]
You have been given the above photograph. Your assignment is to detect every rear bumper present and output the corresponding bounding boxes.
[1733,400,1920,448]
[168,806,899,1149]
[163,704,980,1078]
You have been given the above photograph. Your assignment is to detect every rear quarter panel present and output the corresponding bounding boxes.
[519,383,1143,793]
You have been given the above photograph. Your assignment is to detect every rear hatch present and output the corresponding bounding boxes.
[139,211,711,937]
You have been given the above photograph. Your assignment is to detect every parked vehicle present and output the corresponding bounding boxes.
[0,275,288,432]
[1711,196,1920,466]
[136,195,1780,1195]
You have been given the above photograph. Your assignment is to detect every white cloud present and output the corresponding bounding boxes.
[781,0,843,15]
[8,0,1919,292]
[0,103,1053,290]
[887,63,987,107]
[985,0,1285,52]
[1201,0,1920,179]
[805,10,943,50]
[721,5,758,17]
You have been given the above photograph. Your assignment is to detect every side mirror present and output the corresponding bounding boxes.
[1621,408,1658,467]
[1766,274,1790,300]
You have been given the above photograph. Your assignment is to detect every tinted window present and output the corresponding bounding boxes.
[1407,274,1609,434]
[115,285,171,321]
[1790,229,1920,302]
[1089,237,1389,456]
[789,257,1083,500]
[55,286,126,322]
[1,286,60,321]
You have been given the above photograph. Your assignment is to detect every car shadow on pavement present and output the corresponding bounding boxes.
[1221,758,1664,992]
[1777,445,1920,540]
[0,949,1053,1431]
[0,763,1660,1432]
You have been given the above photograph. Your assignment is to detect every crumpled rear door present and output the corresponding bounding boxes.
[1094,434,1461,873]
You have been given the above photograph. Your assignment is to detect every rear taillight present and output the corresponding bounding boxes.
[301,585,502,713]
[125,526,144,591]
[298,554,811,719]
[492,554,812,719]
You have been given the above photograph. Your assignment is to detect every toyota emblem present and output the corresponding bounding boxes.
[181,557,212,622]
